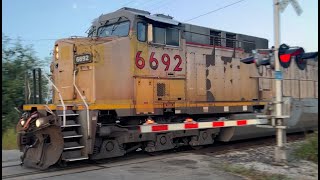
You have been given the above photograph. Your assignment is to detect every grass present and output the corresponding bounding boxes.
[219,164,291,180]
[2,128,18,150]
[293,131,318,164]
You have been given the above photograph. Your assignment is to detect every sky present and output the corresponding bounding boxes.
[2,0,318,60]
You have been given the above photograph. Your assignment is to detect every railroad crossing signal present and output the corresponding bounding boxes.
[278,44,318,70]
[279,0,303,16]
[240,49,275,69]
[241,45,318,71]
[273,0,303,165]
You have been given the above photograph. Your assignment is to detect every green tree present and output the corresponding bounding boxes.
[2,34,50,133]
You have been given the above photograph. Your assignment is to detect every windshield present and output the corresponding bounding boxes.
[98,21,130,37]
[87,26,96,37]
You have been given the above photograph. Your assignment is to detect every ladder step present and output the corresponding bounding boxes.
[64,142,80,148]
[63,142,85,150]
[58,114,79,116]
[61,121,80,127]
[62,130,83,138]
[63,146,85,150]
[64,157,88,162]
[61,124,81,128]
[63,135,83,139]
[62,149,81,159]
[65,120,77,125]
[62,130,78,136]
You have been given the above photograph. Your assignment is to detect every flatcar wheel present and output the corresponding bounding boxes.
[191,146,204,150]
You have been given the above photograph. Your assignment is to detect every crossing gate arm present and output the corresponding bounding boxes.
[139,119,269,133]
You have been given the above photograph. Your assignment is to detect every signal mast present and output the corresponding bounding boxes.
[240,0,318,164]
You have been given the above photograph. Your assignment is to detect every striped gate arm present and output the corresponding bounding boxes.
[139,119,268,133]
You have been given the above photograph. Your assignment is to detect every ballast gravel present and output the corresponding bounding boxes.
[212,140,318,180]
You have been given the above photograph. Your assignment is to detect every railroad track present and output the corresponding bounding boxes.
[2,132,307,180]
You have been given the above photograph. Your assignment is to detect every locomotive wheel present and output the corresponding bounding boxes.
[22,126,64,170]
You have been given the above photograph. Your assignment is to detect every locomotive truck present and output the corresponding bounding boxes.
[16,7,318,169]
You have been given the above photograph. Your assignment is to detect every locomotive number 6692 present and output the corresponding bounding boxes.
[135,51,183,71]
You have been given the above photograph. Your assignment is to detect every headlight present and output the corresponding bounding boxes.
[55,45,59,60]
[20,120,25,126]
[55,52,59,60]
[35,118,49,128]
[35,119,42,127]
[55,45,59,53]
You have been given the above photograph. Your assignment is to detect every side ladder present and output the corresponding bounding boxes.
[44,70,89,162]
[56,70,90,162]
[57,108,88,162]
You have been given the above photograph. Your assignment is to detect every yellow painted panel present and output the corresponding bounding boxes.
[76,65,93,102]
[57,44,74,100]
[60,46,71,60]
[169,80,185,101]
[136,78,154,113]
[23,104,56,111]
[93,44,105,66]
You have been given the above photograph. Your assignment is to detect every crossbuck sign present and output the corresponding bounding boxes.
[279,0,303,15]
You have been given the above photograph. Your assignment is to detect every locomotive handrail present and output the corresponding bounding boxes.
[45,79,52,104]
[43,73,66,126]
[250,76,317,81]
[27,81,31,102]
[73,70,91,139]
[45,88,50,104]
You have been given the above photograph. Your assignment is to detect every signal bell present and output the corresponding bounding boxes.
[278,43,318,70]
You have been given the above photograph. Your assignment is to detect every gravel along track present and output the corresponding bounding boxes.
[2,132,309,180]
[210,132,318,180]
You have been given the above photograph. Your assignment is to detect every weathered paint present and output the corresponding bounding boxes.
[39,8,318,117]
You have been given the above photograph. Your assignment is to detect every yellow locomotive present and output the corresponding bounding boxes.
[17,8,318,169]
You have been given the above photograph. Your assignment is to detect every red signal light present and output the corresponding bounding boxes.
[278,44,303,68]
[279,54,291,63]
[278,44,318,70]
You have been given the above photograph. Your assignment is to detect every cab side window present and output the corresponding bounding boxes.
[153,27,166,44]
[137,22,147,42]
[166,28,179,46]
[153,26,180,46]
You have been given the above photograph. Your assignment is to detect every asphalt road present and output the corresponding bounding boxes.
[2,150,244,180]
